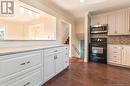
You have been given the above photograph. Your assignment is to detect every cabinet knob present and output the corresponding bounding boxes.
[54,50,58,52]
[27,61,30,64]
[54,55,57,60]
[20,63,26,65]
[23,82,30,86]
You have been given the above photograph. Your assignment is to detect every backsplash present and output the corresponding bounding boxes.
[108,36,130,45]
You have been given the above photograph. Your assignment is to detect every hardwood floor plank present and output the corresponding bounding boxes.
[42,58,130,86]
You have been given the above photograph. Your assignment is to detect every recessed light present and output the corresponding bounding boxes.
[80,0,85,3]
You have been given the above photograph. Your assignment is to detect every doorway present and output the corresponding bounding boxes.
[80,40,85,58]
[60,20,72,57]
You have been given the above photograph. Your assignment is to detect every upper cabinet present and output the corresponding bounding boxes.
[108,10,129,35]
[107,12,116,35]
[91,8,130,35]
[91,14,107,26]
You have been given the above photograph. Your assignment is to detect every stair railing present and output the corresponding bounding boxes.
[72,44,80,55]
[63,31,69,43]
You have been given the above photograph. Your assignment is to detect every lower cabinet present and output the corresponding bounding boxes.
[43,47,69,83]
[44,54,56,82]
[0,46,69,86]
[0,50,43,86]
[1,68,42,86]
[121,46,130,66]
[108,44,130,67]
[55,52,64,74]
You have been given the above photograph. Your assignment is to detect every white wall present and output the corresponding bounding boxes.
[0,0,79,57]
[76,18,85,34]
[75,18,85,40]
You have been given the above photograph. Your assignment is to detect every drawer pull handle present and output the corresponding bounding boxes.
[20,63,26,65]
[54,50,58,52]
[24,82,30,86]
[54,55,57,60]
[27,61,30,64]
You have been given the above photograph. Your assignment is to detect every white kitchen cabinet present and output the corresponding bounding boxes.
[0,50,43,86]
[116,10,128,35]
[55,52,64,74]
[44,54,56,82]
[108,9,130,35]
[108,12,116,35]
[91,8,130,35]
[0,46,69,86]
[1,68,42,86]
[0,51,42,78]
[91,14,107,26]
[108,45,121,64]
[126,9,130,34]
[121,46,130,66]
[43,47,69,83]
[108,44,130,67]
[108,10,127,35]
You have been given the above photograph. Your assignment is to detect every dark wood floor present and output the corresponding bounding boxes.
[43,58,130,86]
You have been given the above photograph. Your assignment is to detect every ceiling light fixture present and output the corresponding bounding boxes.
[80,0,85,3]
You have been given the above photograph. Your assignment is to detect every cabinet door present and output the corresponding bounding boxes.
[116,11,127,35]
[121,46,130,66]
[108,13,116,35]
[91,15,107,26]
[55,52,64,74]
[91,15,99,26]
[44,54,55,82]
[126,9,130,34]
[98,14,108,25]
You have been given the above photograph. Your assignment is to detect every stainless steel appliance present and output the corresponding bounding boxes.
[89,25,108,64]
[90,24,107,34]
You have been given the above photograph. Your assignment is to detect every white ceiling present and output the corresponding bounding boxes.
[49,0,130,18]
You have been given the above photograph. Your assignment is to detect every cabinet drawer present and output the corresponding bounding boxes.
[1,68,42,86]
[44,47,64,55]
[0,51,42,78]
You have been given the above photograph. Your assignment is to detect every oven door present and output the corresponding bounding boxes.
[89,43,107,64]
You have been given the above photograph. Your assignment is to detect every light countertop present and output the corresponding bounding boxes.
[0,44,69,56]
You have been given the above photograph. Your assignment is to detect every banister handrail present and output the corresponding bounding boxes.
[63,31,69,43]
[72,44,80,55]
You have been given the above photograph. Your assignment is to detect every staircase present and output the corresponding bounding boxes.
[72,44,80,56]
[63,31,69,44]
[64,36,69,44]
